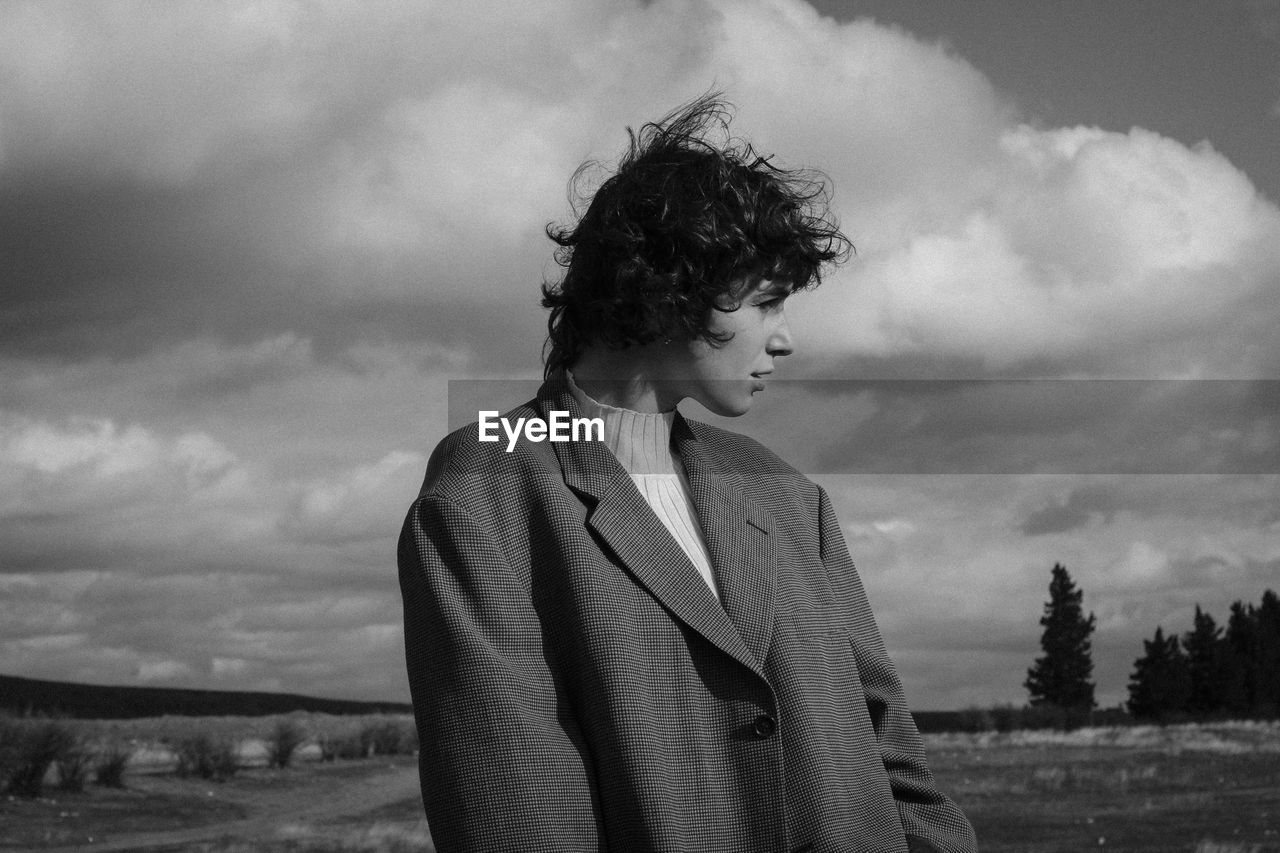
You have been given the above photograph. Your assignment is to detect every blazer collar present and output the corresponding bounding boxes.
[538,374,778,676]
[672,416,779,673]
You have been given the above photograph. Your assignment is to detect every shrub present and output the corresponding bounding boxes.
[328,731,371,760]
[318,732,356,761]
[316,734,336,762]
[362,718,413,756]
[56,743,93,792]
[0,716,22,787]
[211,739,240,779]
[957,706,995,733]
[404,720,419,754]
[4,719,79,798]
[266,718,307,769]
[1019,703,1071,731]
[316,718,416,761]
[175,733,239,781]
[94,742,132,788]
[991,704,1023,733]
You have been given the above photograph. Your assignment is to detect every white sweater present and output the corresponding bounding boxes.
[566,372,720,599]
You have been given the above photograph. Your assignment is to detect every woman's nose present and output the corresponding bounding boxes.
[767,311,794,357]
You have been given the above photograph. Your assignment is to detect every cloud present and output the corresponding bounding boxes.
[816,469,1280,707]
[0,568,408,696]
[0,414,246,518]
[1246,0,1280,42]
[1112,541,1169,585]
[1020,485,1120,536]
[721,379,1280,478]
[3,0,1276,377]
[3,0,1280,707]
[0,408,425,576]
[802,124,1280,376]
[137,660,196,682]
[283,450,427,545]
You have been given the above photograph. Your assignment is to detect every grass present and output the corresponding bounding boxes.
[925,720,1280,852]
[0,715,1274,851]
[198,820,436,852]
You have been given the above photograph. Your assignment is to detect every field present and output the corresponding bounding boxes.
[931,722,1280,853]
[1,716,1278,852]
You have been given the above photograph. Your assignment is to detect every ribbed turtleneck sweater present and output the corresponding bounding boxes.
[566,372,719,599]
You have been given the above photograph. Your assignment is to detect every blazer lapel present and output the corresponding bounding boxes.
[673,415,779,672]
[540,377,764,678]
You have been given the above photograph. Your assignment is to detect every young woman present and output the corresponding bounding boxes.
[399,95,976,853]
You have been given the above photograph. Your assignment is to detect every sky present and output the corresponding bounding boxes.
[2,0,1278,711]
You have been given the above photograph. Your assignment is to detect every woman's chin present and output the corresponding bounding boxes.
[699,396,754,418]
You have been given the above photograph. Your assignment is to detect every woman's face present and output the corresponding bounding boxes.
[676,277,795,417]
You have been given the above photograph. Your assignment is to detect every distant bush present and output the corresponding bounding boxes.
[94,742,132,788]
[55,741,93,792]
[319,731,368,761]
[1019,703,1071,731]
[0,716,22,786]
[956,707,995,733]
[990,704,1023,733]
[266,718,307,769]
[175,733,239,781]
[404,721,419,754]
[923,703,1128,734]
[361,717,415,757]
[314,717,416,761]
[3,719,79,797]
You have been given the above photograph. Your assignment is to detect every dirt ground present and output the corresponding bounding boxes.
[0,756,426,852]
[5,723,1279,852]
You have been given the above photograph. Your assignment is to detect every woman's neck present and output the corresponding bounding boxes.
[569,346,682,413]
[565,372,677,475]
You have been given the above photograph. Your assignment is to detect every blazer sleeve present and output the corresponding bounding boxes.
[817,486,978,853]
[398,490,605,853]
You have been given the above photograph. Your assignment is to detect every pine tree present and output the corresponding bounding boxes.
[1128,626,1191,722]
[1222,590,1280,718]
[1025,563,1097,724]
[1254,590,1280,716]
[1222,600,1257,715]
[1183,604,1226,717]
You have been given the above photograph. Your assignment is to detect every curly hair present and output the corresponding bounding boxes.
[540,93,852,377]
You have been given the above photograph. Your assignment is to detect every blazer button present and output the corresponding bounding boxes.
[752,714,776,739]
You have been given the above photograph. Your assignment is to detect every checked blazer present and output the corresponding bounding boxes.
[398,374,976,853]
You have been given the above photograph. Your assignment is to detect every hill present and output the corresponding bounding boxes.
[0,673,412,719]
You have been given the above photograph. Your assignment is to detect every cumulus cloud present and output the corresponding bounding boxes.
[0,407,430,574]
[723,379,1280,479]
[4,0,1280,706]
[283,450,426,545]
[802,122,1280,376]
[1020,485,1121,536]
[4,0,1276,376]
[0,415,246,519]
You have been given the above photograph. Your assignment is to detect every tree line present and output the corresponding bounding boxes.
[1023,563,1279,727]
[1127,590,1280,722]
